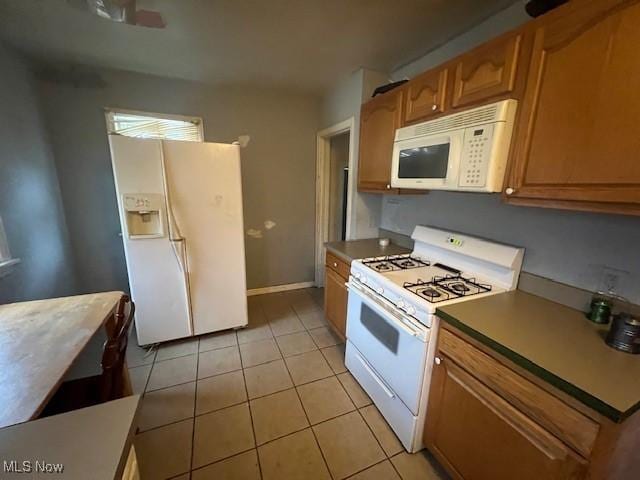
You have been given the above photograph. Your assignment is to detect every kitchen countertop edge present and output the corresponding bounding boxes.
[436,308,636,423]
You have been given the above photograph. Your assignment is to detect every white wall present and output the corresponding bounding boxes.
[321,68,390,240]
[380,1,640,303]
[38,67,321,292]
[0,42,76,303]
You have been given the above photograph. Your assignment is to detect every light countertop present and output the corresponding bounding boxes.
[0,395,140,479]
[437,291,640,422]
[325,238,410,263]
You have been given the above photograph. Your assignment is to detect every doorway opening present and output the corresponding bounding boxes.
[315,117,356,287]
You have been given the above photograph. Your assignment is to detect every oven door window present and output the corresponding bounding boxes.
[398,143,450,179]
[360,304,399,354]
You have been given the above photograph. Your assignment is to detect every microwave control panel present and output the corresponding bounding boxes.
[459,124,494,188]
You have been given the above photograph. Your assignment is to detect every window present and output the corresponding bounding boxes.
[105,109,204,142]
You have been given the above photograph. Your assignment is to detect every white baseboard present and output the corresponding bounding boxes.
[247,281,316,296]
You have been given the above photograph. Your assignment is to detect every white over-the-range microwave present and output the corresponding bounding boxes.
[391,99,517,192]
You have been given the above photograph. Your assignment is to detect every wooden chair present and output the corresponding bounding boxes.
[42,295,136,415]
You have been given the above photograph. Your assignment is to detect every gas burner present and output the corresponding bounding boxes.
[435,276,492,297]
[362,254,429,272]
[373,262,393,272]
[403,275,492,303]
[420,287,442,298]
[448,282,470,293]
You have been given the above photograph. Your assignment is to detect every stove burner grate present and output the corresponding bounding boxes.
[403,275,492,303]
[362,254,430,272]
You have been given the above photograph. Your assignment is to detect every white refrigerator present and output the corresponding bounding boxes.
[109,135,248,345]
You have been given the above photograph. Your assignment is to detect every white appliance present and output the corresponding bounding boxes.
[391,99,517,192]
[345,226,524,452]
[109,135,248,345]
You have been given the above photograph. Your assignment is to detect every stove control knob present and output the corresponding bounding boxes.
[376,287,384,294]
[361,277,367,284]
[353,272,361,280]
[406,306,416,315]
[397,300,405,309]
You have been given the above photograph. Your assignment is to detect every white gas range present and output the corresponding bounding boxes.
[344,226,524,452]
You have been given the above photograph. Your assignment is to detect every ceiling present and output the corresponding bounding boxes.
[0,0,521,93]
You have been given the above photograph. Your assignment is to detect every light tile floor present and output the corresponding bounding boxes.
[128,287,448,480]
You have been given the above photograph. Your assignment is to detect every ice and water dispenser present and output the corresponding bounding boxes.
[122,194,165,238]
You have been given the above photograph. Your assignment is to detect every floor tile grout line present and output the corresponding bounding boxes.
[240,357,263,480]
[189,336,201,475]
[273,326,336,480]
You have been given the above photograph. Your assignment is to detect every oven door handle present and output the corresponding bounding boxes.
[348,280,427,340]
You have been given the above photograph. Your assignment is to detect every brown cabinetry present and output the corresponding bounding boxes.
[425,327,640,480]
[404,68,448,124]
[452,33,523,108]
[324,252,349,339]
[426,354,586,480]
[357,89,403,192]
[505,0,640,214]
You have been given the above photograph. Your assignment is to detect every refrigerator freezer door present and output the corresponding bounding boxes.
[109,135,192,345]
[162,141,248,334]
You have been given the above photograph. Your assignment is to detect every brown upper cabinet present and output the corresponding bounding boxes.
[358,88,404,192]
[403,68,448,124]
[452,33,523,109]
[505,0,640,215]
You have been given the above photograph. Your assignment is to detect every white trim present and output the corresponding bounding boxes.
[0,258,20,278]
[315,117,356,287]
[247,281,316,296]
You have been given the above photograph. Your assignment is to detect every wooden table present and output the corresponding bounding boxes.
[0,291,124,428]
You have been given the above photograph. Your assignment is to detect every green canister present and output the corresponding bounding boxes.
[587,296,612,324]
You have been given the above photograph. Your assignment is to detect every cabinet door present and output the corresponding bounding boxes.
[505,0,640,213]
[425,355,587,480]
[358,90,404,191]
[452,33,522,108]
[324,268,347,339]
[404,68,448,124]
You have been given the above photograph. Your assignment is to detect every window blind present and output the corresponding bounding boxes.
[107,111,203,142]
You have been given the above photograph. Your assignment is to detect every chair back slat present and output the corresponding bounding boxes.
[100,295,135,402]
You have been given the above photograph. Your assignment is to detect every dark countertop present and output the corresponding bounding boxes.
[325,238,410,263]
[0,395,140,479]
[437,291,640,423]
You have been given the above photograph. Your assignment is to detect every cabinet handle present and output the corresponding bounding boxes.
[386,184,391,189]
[333,262,338,268]
[431,104,437,111]
[505,187,515,195]
[435,356,442,365]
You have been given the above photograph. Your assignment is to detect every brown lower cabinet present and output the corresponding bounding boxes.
[425,327,640,480]
[324,252,349,339]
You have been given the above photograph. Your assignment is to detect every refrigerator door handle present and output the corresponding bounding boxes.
[160,143,195,336]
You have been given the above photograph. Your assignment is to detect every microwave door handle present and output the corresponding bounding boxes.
[348,281,424,338]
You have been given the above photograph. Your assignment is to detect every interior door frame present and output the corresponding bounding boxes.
[315,117,356,287]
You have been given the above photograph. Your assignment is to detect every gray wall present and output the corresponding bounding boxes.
[0,43,76,303]
[381,1,640,304]
[321,68,389,239]
[37,67,320,292]
[382,194,640,304]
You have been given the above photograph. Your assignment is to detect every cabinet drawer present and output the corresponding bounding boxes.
[439,329,599,457]
[325,251,350,279]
